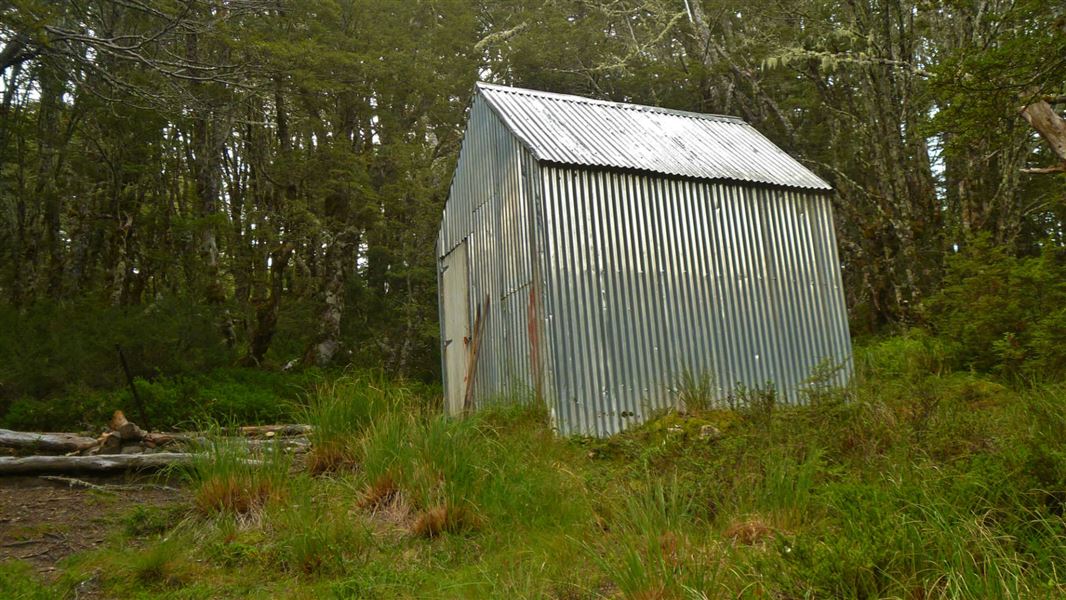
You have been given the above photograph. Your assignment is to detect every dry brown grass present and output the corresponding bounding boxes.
[193,474,285,515]
[412,506,449,538]
[411,503,474,538]
[306,442,354,475]
[359,474,399,510]
[723,518,775,546]
[657,531,682,567]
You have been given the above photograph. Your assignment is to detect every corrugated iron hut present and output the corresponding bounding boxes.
[437,82,852,436]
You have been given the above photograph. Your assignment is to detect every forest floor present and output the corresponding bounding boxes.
[0,475,185,583]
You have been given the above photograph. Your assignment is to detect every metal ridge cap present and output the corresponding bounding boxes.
[475,81,749,125]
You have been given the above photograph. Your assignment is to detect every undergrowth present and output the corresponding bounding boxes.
[3,334,1064,599]
[0,367,322,432]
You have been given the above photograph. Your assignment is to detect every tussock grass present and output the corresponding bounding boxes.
[182,431,293,516]
[676,369,715,412]
[302,371,412,474]
[127,535,192,588]
[265,478,370,576]
[358,472,399,510]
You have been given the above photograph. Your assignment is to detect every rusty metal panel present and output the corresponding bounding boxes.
[437,94,543,414]
[538,166,852,436]
[477,82,830,191]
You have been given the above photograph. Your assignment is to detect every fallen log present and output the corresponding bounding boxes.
[0,429,99,454]
[245,437,310,453]
[236,424,312,437]
[143,432,197,447]
[0,452,194,475]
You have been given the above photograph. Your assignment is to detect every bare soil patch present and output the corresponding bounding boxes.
[0,474,187,579]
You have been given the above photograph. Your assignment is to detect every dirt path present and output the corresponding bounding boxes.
[0,474,187,580]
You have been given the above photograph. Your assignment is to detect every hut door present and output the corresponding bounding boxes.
[441,241,470,415]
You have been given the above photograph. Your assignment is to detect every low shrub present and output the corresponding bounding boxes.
[0,297,233,406]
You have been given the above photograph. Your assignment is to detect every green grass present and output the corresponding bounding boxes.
[302,371,415,474]
[0,561,58,600]
[14,335,1066,598]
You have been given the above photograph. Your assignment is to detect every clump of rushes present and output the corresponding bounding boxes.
[303,372,413,474]
[355,402,580,542]
[676,368,715,412]
[357,410,483,537]
[183,433,292,516]
[587,477,720,597]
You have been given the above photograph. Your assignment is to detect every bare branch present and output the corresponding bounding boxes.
[1019,95,1066,168]
[474,22,528,53]
[1020,163,1066,174]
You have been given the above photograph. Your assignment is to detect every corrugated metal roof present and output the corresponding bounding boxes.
[476,82,831,191]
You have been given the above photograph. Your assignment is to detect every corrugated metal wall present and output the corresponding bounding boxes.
[438,95,543,410]
[440,91,853,436]
[537,166,852,436]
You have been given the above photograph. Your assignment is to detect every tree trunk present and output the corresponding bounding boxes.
[34,67,65,298]
[186,31,235,346]
[303,227,359,367]
[243,243,294,366]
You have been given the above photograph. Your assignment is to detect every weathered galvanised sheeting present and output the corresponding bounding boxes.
[537,166,850,436]
[437,92,545,410]
[477,83,830,191]
[438,82,852,436]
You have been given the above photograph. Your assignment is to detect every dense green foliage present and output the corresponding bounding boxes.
[1,1,1064,418]
[927,238,1066,381]
[0,365,320,432]
[1,336,1063,598]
